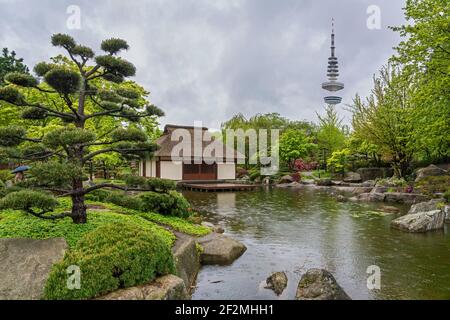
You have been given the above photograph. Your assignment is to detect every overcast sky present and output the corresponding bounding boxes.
[0,0,406,130]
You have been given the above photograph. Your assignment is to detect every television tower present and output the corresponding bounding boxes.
[322,19,344,105]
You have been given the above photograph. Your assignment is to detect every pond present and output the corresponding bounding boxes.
[183,187,450,300]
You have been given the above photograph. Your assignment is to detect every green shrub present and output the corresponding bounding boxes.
[0,169,12,183]
[443,190,450,203]
[139,191,191,218]
[124,175,148,188]
[0,190,59,214]
[85,189,112,202]
[124,175,176,192]
[105,192,143,211]
[145,178,176,192]
[44,221,175,300]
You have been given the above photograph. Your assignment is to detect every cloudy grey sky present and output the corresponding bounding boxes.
[0,0,406,130]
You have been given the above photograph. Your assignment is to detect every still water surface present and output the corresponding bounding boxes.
[183,187,450,300]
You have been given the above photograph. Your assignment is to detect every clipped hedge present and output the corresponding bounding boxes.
[139,191,191,218]
[124,175,176,192]
[44,221,175,300]
[105,192,143,211]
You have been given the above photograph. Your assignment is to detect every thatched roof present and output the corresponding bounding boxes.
[153,125,245,161]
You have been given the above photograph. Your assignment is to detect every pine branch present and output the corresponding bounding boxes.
[26,208,72,220]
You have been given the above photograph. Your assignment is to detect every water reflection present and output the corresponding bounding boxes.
[184,187,450,300]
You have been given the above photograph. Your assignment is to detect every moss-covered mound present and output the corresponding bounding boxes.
[44,221,175,300]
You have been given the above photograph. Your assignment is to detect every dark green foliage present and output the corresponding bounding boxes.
[21,145,52,160]
[124,175,148,188]
[44,68,81,94]
[146,178,177,192]
[146,104,165,117]
[43,128,96,149]
[105,192,143,211]
[111,127,147,142]
[116,87,140,100]
[51,34,76,50]
[84,189,112,202]
[0,48,29,86]
[0,86,24,105]
[95,55,136,77]
[0,169,12,183]
[119,108,140,122]
[122,98,140,109]
[0,126,26,147]
[102,73,124,83]
[101,38,129,55]
[72,45,95,59]
[4,72,38,87]
[100,101,120,110]
[30,161,83,188]
[22,107,48,120]
[33,62,55,77]
[44,221,175,300]
[0,190,59,213]
[139,191,191,218]
[98,90,123,103]
[123,175,176,192]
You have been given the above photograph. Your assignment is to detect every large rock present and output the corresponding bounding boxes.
[445,205,450,223]
[98,275,189,300]
[343,172,362,183]
[276,181,302,188]
[316,179,333,186]
[279,175,294,184]
[0,238,68,300]
[265,272,288,296]
[371,186,389,194]
[197,233,247,266]
[408,199,444,214]
[356,192,386,202]
[172,235,200,290]
[391,210,445,233]
[295,269,351,300]
[384,192,429,204]
[415,164,448,182]
[380,205,401,214]
[357,167,393,182]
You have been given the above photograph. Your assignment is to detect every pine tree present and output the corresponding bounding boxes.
[0,34,164,224]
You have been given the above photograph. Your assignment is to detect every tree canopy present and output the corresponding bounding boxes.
[0,34,164,224]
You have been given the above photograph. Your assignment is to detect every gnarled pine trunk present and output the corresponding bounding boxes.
[71,194,87,224]
[71,177,87,224]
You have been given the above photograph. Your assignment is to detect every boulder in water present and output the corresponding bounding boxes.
[295,269,351,300]
[265,272,288,295]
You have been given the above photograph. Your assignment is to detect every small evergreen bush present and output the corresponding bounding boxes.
[44,221,175,300]
[139,191,191,218]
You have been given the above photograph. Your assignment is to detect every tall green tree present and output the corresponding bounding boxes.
[390,0,450,161]
[0,48,29,86]
[350,66,414,177]
[316,105,346,156]
[279,128,317,170]
[0,34,163,224]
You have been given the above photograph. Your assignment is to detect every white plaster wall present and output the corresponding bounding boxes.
[217,163,236,180]
[160,161,183,180]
